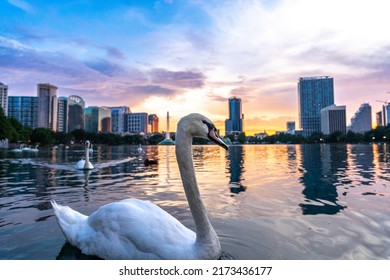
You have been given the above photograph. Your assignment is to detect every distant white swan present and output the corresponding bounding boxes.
[30,145,39,152]
[137,144,142,153]
[75,140,94,170]
[52,113,228,260]
[10,145,23,152]
[22,145,31,151]
[88,144,93,154]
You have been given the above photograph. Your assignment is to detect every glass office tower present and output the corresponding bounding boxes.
[68,95,85,132]
[225,96,243,134]
[8,96,38,129]
[298,76,334,136]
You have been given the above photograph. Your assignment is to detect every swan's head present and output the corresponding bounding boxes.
[85,140,91,148]
[178,113,228,150]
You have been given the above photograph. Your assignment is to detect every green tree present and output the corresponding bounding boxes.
[71,129,86,143]
[31,128,53,145]
[306,132,325,143]
[326,131,344,143]
[345,131,364,143]
[0,107,18,142]
[8,117,32,142]
[147,133,165,145]
[237,132,246,144]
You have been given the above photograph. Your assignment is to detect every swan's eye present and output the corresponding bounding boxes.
[202,120,214,132]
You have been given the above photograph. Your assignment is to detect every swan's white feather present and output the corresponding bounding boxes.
[75,159,86,169]
[75,141,94,170]
[52,199,196,259]
[52,114,226,260]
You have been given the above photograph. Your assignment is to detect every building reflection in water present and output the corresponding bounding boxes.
[298,144,347,215]
[373,143,390,182]
[227,145,246,194]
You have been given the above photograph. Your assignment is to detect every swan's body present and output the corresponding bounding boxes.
[75,141,94,170]
[10,145,22,152]
[52,113,228,260]
[30,145,39,152]
[22,145,31,151]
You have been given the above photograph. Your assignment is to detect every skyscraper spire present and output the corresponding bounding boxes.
[159,111,175,145]
[166,111,170,140]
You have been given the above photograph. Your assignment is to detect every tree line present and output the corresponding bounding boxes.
[0,107,166,146]
[245,127,390,144]
[2,107,390,146]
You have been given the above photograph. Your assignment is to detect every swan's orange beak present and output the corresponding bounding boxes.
[208,128,228,150]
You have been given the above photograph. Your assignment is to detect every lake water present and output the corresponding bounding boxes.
[1,143,390,260]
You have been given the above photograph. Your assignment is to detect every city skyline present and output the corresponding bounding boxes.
[1,0,390,135]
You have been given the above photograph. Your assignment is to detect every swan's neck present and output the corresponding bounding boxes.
[175,129,219,249]
[84,145,90,168]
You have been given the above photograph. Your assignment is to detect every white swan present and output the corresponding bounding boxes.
[75,140,94,170]
[22,144,31,151]
[30,145,39,152]
[10,145,22,152]
[137,144,142,153]
[88,144,93,154]
[51,113,228,260]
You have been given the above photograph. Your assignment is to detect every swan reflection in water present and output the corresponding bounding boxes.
[75,169,91,188]
[56,242,102,260]
[55,241,237,260]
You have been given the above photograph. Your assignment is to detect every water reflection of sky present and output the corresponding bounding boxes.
[1,143,390,259]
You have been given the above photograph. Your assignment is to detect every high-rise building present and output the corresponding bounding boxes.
[110,106,130,134]
[84,106,111,133]
[287,121,295,131]
[148,114,159,133]
[225,96,243,134]
[7,96,38,129]
[68,95,85,132]
[298,76,334,136]
[376,111,384,127]
[126,113,148,134]
[320,105,346,135]
[376,104,390,126]
[349,103,372,133]
[0,82,8,116]
[57,97,68,133]
[37,83,58,131]
[384,104,390,126]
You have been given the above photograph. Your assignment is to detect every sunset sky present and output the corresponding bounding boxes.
[1,0,390,135]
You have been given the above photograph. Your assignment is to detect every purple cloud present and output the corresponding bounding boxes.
[149,68,205,88]
[84,59,126,77]
[128,84,176,96]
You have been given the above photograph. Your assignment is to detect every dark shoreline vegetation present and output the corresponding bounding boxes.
[1,107,390,146]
